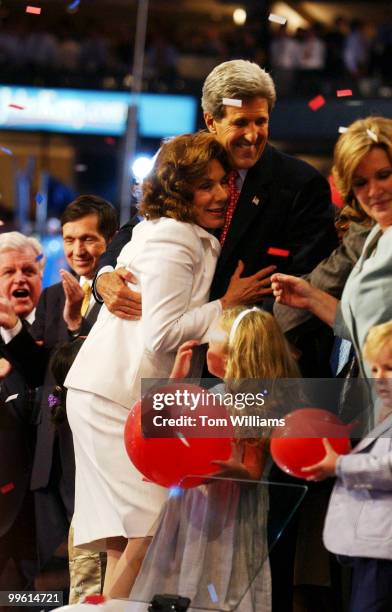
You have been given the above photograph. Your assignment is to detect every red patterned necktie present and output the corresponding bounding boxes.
[220,169,240,246]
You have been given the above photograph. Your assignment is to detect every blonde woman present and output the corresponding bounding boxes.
[272,116,392,379]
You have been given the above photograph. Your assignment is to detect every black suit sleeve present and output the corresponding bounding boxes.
[286,174,339,276]
[96,222,135,270]
[1,290,51,388]
[92,218,137,302]
[1,326,49,388]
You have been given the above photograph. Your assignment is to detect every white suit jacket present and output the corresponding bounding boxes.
[65,218,222,408]
[323,412,392,560]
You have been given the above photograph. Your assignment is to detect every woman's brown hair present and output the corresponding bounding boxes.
[139,131,230,222]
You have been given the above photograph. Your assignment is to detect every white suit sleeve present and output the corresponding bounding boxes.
[138,224,222,352]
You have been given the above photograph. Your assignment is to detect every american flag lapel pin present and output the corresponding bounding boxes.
[252,195,260,206]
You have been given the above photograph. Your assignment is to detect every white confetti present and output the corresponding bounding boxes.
[176,432,190,447]
[338,126,348,134]
[268,13,287,25]
[366,128,378,143]
[222,97,242,108]
[5,393,18,403]
[75,163,87,172]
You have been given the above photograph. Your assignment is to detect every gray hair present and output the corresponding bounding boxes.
[0,232,45,273]
[201,60,277,120]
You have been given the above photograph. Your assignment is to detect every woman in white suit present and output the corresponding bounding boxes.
[271,116,392,379]
[65,132,275,598]
[301,321,392,612]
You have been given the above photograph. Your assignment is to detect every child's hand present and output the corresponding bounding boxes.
[169,340,200,379]
[301,438,339,481]
[210,458,254,480]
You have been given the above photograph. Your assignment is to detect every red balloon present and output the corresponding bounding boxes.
[124,383,233,488]
[270,408,351,479]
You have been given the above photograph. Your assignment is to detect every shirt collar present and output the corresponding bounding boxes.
[237,169,248,187]
[193,224,221,254]
[25,308,36,324]
[79,276,93,288]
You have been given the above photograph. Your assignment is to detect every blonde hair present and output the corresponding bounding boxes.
[218,306,299,380]
[333,116,392,227]
[363,321,392,363]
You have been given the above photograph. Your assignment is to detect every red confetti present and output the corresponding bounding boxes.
[336,89,353,98]
[8,104,25,110]
[1,482,15,494]
[267,247,290,258]
[308,95,326,111]
[26,5,42,14]
[104,137,115,145]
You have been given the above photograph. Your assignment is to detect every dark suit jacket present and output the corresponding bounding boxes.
[209,144,338,300]
[1,283,100,523]
[0,366,36,538]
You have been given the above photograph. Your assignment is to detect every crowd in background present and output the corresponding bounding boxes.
[0,14,392,96]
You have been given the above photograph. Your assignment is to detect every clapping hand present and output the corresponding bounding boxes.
[61,269,85,331]
[0,358,12,379]
[0,297,18,330]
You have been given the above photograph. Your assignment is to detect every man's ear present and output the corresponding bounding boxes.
[204,111,217,134]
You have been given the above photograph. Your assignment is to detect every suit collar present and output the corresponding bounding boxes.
[86,300,101,323]
[245,143,279,186]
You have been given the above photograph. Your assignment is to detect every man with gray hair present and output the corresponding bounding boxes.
[95,59,337,375]
[0,231,44,593]
[0,232,44,320]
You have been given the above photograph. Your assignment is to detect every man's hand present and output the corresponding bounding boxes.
[96,268,142,320]
[0,297,18,330]
[60,269,85,331]
[170,340,200,379]
[220,261,276,309]
[301,438,339,481]
[0,357,12,379]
